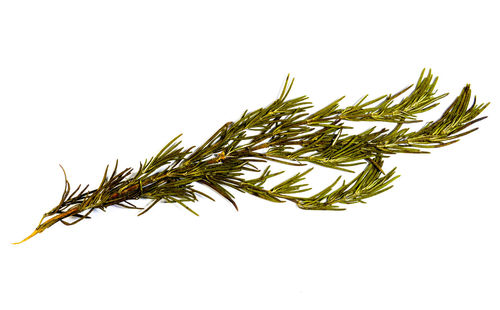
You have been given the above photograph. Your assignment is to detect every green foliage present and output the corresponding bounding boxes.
[15,69,489,244]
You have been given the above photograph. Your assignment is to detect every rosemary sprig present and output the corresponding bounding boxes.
[14,70,489,244]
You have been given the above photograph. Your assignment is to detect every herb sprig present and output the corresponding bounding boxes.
[14,70,489,244]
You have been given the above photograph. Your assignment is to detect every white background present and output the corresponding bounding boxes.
[1,1,498,309]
